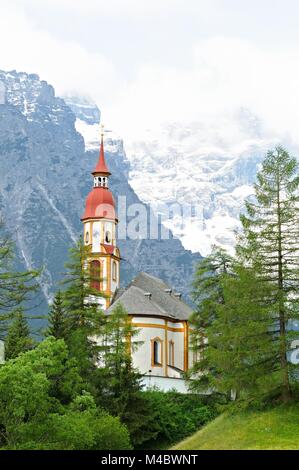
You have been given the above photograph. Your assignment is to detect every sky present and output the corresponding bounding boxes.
[1,0,299,143]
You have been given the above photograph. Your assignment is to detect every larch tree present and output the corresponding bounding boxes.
[209,265,275,402]
[237,146,299,401]
[187,247,233,395]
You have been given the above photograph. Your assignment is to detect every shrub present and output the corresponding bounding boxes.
[136,390,217,448]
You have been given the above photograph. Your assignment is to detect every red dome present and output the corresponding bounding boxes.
[81,187,117,221]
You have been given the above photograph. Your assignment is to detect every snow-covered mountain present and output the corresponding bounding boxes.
[0,70,200,318]
[79,108,279,256]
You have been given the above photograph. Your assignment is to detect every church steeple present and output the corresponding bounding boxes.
[81,125,121,309]
[92,128,111,187]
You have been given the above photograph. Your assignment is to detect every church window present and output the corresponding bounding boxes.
[90,260,101,291]
[85,231,89,244]
[112,261,117,281]
[169,340,174,367]
[151,338,163,367]
[105,231,111,243]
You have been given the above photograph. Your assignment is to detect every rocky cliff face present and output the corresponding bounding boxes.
[0,70,200,318]
[121,112,279,255]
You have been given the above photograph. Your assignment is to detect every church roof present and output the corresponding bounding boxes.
[106,272,193,321]
[92,134,111,175]
[81,187,116,221]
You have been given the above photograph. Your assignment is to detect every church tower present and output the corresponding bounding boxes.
[81,128,121,309]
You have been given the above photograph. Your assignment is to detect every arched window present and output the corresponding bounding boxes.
[85,231,89,244]
[112,261,117,281]
[90,260,101,291]
[105,231,111,243]
[151,338,163,367]
[169,340,174,367]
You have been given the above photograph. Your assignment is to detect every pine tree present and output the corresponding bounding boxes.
[94,303,150,446]
[190,148,299,404]
[0,220,39,338]
[208,265,275,402]
[46,290,67,339]
[61,237,105,382]
[187,247,233,394]
[5,308,33,359]
[237,146,299,401]
[62,237,105,329]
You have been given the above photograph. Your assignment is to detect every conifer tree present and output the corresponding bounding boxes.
[191,148,299,403]
[94,303,150,446]
[188,248,233,394]
[0,221,39,338]
[61,237,105,382]
[237,146,299,401]
[5,307,33,359]
[208,265,275,402]
[46,290,67,340]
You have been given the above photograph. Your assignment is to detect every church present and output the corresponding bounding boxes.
[81,130,193,392]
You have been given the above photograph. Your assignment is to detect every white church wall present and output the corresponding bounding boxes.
[84,222,90,244]
[141,376,189,394]
[133,323,165,376]
[110,258,119,293]
[132,316,165,326]
[104,221,113,244]
[167,329,185,373]
[131,317,187,378]
[92,221,101,252]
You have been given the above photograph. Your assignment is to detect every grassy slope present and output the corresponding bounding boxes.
[173,405,299,450]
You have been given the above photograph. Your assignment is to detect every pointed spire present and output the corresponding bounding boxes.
[92,125,111,175]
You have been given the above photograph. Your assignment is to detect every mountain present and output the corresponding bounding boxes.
[0,70,200,320]
[78,107,280,256]
[121,112,279,256]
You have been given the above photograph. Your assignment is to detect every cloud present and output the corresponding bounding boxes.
[0,2,118,105]
[1,1,299,152]
[106,36,299,149]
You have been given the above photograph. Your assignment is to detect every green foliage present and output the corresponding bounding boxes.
[190,147,299,405]
[46,290,67,340]
[237,146,299,401]
[93,303,150,446]
[60,237,105,382]
[188,247,233,395]
[0,337,131,450]
[138,390,217,448]
[5,307,34,359]
[13,405,131,450]
[0,220,39,338]
[61,237,105,330]
[209,265,277,402]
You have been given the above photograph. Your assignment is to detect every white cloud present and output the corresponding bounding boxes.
[106,36,299,149]
[0,2,118,105]
[1,1,299,152]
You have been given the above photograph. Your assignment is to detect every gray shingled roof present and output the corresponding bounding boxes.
[106,272,193,321]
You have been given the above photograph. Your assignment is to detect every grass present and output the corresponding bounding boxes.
[173,404,299,450]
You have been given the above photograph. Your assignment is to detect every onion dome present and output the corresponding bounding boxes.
[81,187,116,221]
